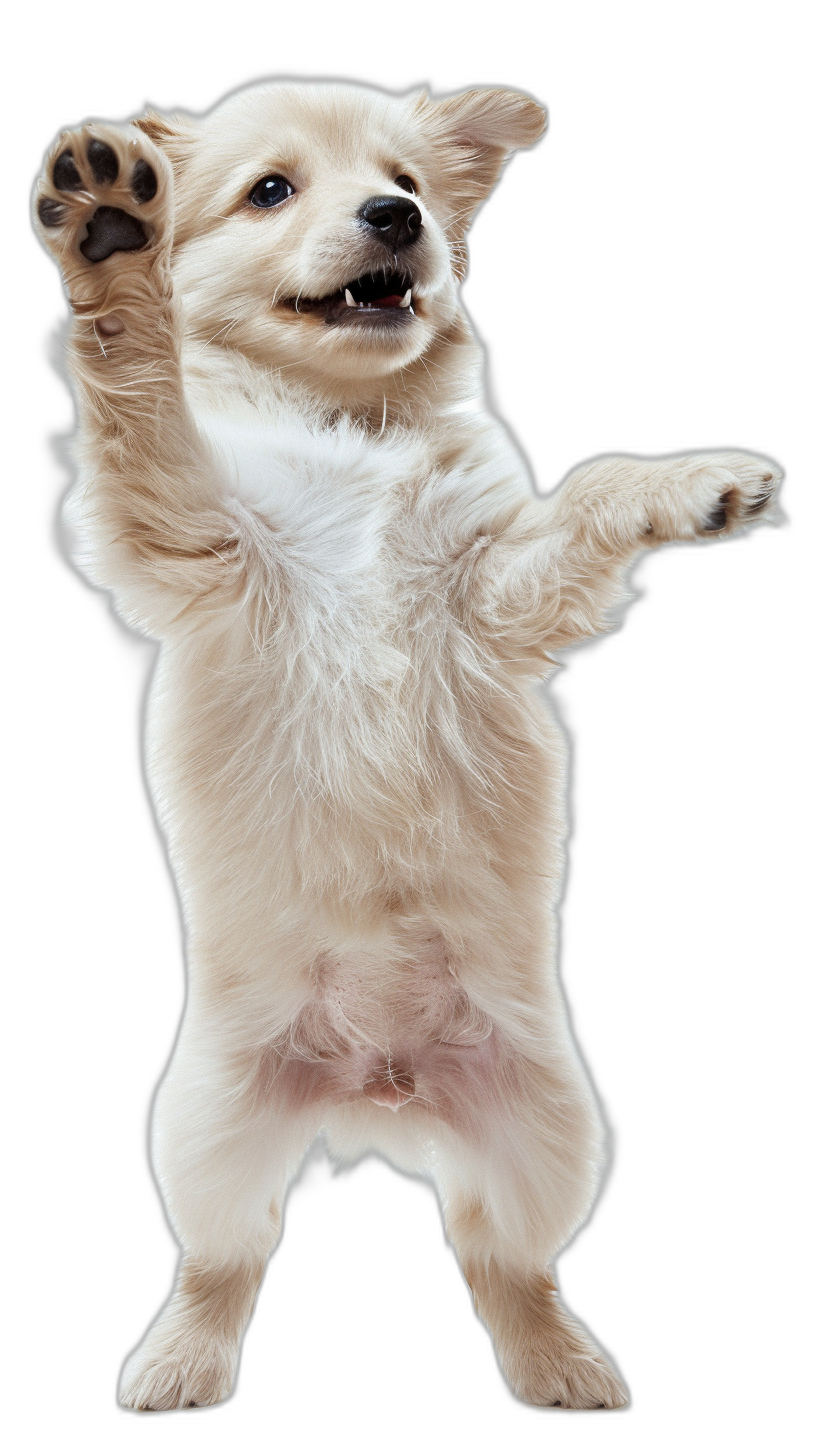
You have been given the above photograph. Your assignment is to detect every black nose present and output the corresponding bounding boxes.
[358,195,422,250]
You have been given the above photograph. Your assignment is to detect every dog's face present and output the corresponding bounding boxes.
[142,83,544,392]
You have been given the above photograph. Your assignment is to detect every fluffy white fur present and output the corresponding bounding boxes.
[34,80,780,1411]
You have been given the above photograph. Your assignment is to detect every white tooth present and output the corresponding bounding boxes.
[399,289,412,309]
[344,288,357,306]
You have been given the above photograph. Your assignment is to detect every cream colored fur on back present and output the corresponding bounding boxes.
[34,80,780,1411]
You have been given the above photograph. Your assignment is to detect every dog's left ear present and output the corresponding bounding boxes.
[412,88,546,268]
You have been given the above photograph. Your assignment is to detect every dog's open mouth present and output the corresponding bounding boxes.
[283,271,416,326]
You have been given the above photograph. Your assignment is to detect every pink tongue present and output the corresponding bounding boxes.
[371,294,403,308]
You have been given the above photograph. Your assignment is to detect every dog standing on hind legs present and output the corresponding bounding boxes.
[33,79,780,1411]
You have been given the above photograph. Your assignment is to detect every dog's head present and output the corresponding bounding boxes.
[140,83,545,397]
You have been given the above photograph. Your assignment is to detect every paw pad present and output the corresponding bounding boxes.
[37,197,66,228]
[52,150,83,192]
[87,138,119,186]
[703,489,733,532]
[80,205,149,262]
[132,159,158,203]
[37,130,160,263]
[751,486,775,515]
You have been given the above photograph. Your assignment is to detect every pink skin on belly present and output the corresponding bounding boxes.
[255,941,515,1132]
[363,1062,416,1108]
[259,1028,508,1132]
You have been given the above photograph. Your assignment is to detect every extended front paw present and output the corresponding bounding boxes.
[645,452,782,543]
[33,122,172,318]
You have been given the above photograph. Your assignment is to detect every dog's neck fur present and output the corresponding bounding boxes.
[180,307,482,434]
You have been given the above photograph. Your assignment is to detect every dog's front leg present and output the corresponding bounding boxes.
[478,453,781,657]
[34,124,237,627]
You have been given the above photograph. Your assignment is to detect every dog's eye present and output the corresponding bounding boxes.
[249,175,294,208]
[394,174,417,195]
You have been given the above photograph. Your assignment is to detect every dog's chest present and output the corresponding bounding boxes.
[189,408,530,880]
[210,410,477,673]
[207,417,420,667]
[267,493,463,787]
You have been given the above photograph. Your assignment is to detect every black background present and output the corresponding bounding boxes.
[22,25,798,1444]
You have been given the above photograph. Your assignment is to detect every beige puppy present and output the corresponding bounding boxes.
[34,80,779,1411]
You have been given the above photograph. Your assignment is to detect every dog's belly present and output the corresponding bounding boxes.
[259,932,505,1124]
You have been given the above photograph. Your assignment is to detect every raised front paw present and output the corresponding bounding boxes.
[34,123,171,311]
[646,451,782,543]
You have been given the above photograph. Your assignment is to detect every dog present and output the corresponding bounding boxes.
[34,79,780,1410]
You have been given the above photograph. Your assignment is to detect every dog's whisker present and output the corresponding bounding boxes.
[189,317,242,354]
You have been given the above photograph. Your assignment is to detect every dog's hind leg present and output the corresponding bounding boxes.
[118,1021,319,1411]
[451,1226,628,1409]
[119,1253,269,1412]
[436,1052,628,1408]
[33,122,243,631]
